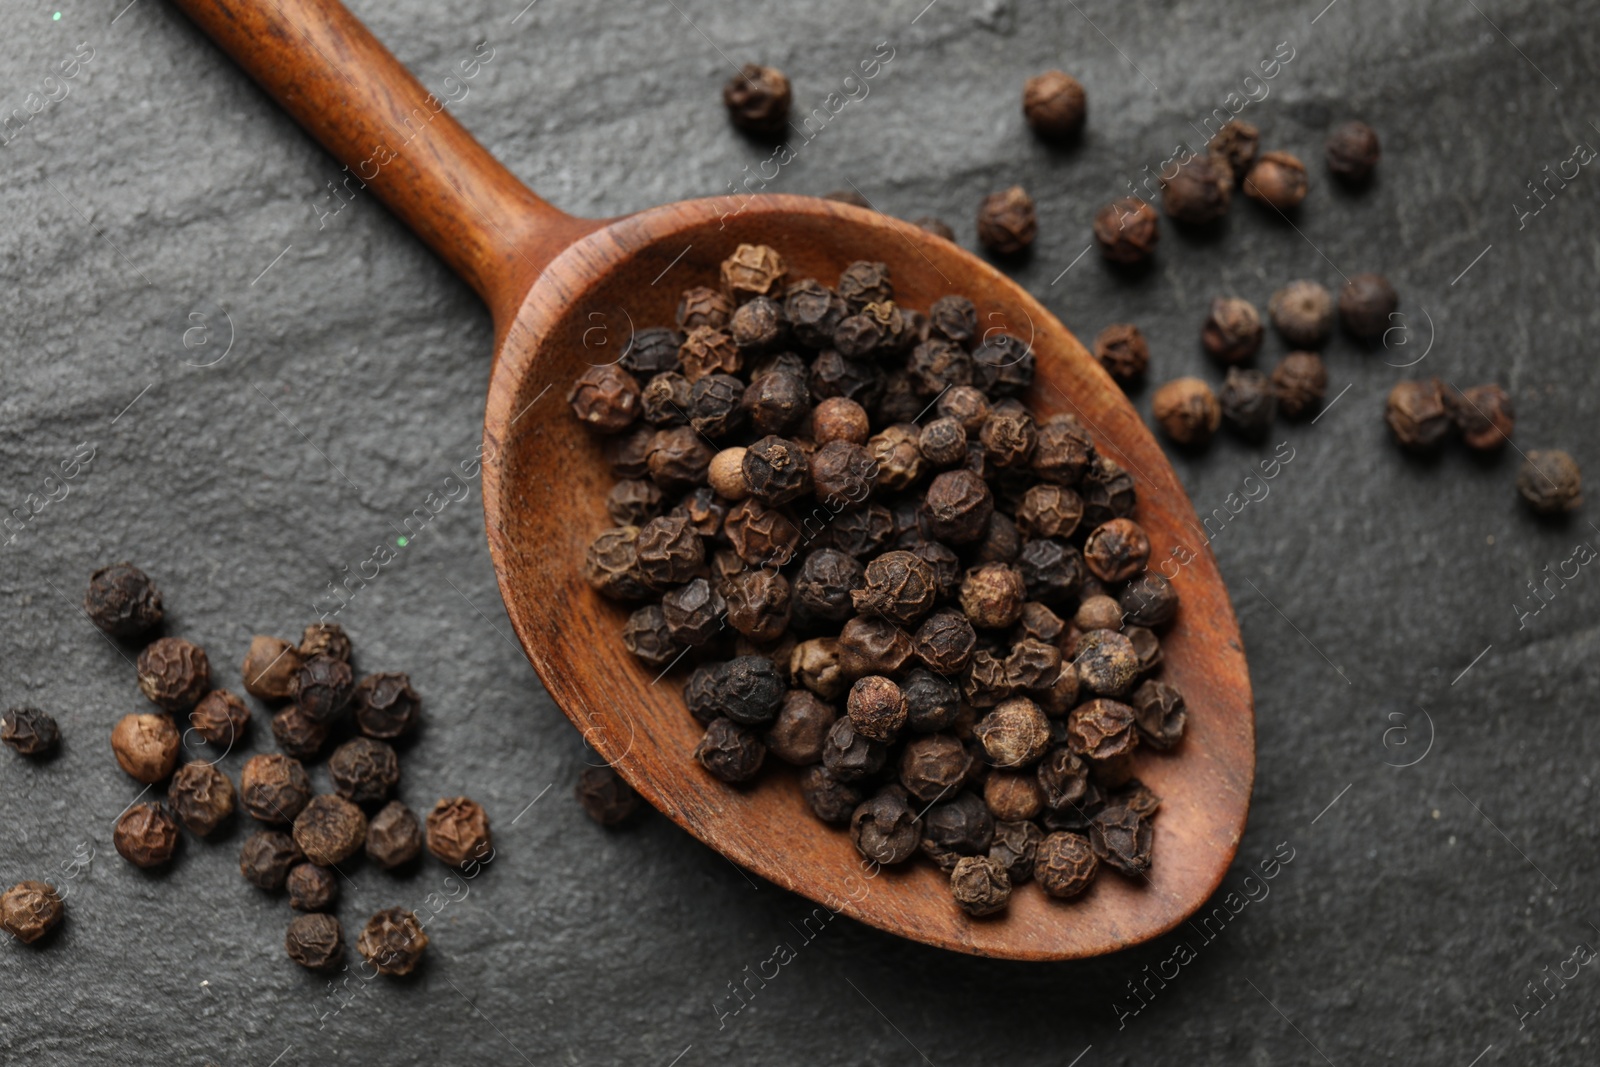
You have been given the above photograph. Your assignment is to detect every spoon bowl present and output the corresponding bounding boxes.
[175,0,1253,959]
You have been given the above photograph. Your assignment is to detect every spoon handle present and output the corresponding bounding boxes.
[171,0,592,326]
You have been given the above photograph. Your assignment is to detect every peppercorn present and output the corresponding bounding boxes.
[242,635,303,702]
[1271,352,1328,419]
[913,610,977,675]
[1090,805,1153,875]
[786,767,856,829]
[622,327,685,377]
[1243,150,1309,210]
[1075,595,1121,632]
[1517,450,1583,515]
[1386,379,1454,451]
[851,550,939,628]
[933,386,987,434]
[168,760,236,836]
[976,186,1037,257]
[689,373,747,440]
[809,397,868,448]
[83,562,163,637]
[973,335,1036,397]
[1080,455,1137,528]
[723,569,791,643]
[640,372,692,427]
[1017,484,1084,541]
[904,338,972,398]
[962,649,1014,709]
[295,795,368,867]
[865,425,921,492]
[1093,323,1149,383]
[750,691,828,767]
[357,908,429,977]
[924,469,994,546]
[727,296,785,354]
[678,286,733,331]
[809,440,875,504]
[788,639,844,700]
[1131,679,1187,750]
[284,912,344,972]
[564,766,639,831]
[111,712,179,783]
[924,791,995,857]
[1201,297,1264,365]
[607,426,656,480]
[1022,69,1086,140]
[1115,779,1162,819]
[736,435,807,506]
[328,737,399,806]
[583,527,650,602]
[821,715,887,782]
[241,828,301,888]
[136,637,209,713]
[1162,153,1231,224]
[648,426,716,491]
[1037,747,1092,811]
[1121,573,1178,628]
[1034,831,1098,898]
[1326,119,1381,182]
[946,854,1009,916]
[1208,120,1260,176]
[695,718,766,784]
[1338,273,1398,340]
[973,696,1051,767]
[634,516,704,591]
[180,690,245,748]
[722,500,797,569]
[1087,520,1153,586]
[846,676,907,744]
[851,789,920,865]
[1003,638,1062,693]
[1032,417,1095,486]
[0,881,63,944]
[271,705,329,760]
[897,733,971,803]
[365,800,424,869]
[787,281,849,350]
[679,327,742,384]
[1124,626,1162,675]
[959,563,1026,631]
[300,622,352,663]
[984,770,1044,822]
[1152,377,1221,447]
[236,756,308,827]
[1015,601,1067,646]
[723,64,791,139]
[287,863,339,912]
[979,403,1037,469]
[621,605,679,667]
[989,819,1044,885]
[914,216,956,241]
[1092,197,1160,266]
[1067,698,1140,762]
[2,706,59,757]
[294,653,354,724]
[566,364,640,434]
[1448,384,1515,450]
[113,803,179,868]
[1220,367,1278,439]
[721,243,787,303]
[351,672,421,740]
[1269,280,1335,348]
[1075,629,1141,697]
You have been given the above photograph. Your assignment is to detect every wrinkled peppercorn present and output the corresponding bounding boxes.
[1075,629,1141,696]
[635,515,704,591]
[1022,69,1086,140]
[287,862,339,912]
[186,689,248,747]
[740,436,809,505]
[950,855,1011,916]
[1075,595,1122,633]
[847,676,907,743]
[898,733,972,802]
[241,753,313,824]
[2,706,59,757]
[622,327,685,377]
[822,716,887,781]
[723,64,791,138]
[1124,626,1162,675]
[989,819,1044,885]
[787,282,849,352]
[606,426,656,480]
[168,761,235,836]
[1067,698,1140,761]
[984,770,1045,822]
[1090,805,1153,875]
[963,650,1014,709]
[1152,377,1222,447]
[852,550,938,627]
[695,718,766,784]
[1003,638,1062,693]
[1338,273,1398,340]
[906,338,973,398]
[809,440,875,504]
[295,795,368,867]
[864,424,921,491]
[648,426,716,490]
[1093,323,1149,382]
[1162,154,1231,224]
[1208,120,1260,176]
[689,373,747,440]
[800,764,864,824]
[1016,539,1082,607]
[706,656,786,725]
[300,622,352,663]
[1093,197,1160,265]
[915,418,966,470]
[852,788,921,865]
[350,672,420,740]
[834,260,892,310]
[1080,455,1137,528]
[285,912,344,971]
[723,569,792,643]
[730,295,787,353]
[1386,379,1454,451]
[1243,150,1309,210]
[566,364,640,434]
[678,286,732,331]
[789,638,845,701]
[136,637,209,713]
[84,562,163,637]
[294,653,354,724]
[272,706,329,761]
[1037,747,1092,811]
[1326,119,1381,182]
[357,908,429,977]
[1034,831,1097,898]
[936,385,989,434]
[742,372,809,438]
[762,690,834,765]
[790,549,861,625]
[0,880,64,944]
[974,336,1036,398]
[658,579,723,648]
[724,498,800,567]
[913,610,978,675]
[583,526,650,602]
[925,469,994,546]
[641,372,692,427]
[242,635,303,702]
[1221,368,1277,439]
[838,616,913,680]
[1084,518,1151,584]
[1269,280,1334,348]
[111,712,179,784]
[574,765,641,827]
[924,791,995,857]
[973,697,1051,767]
[621,605,679,668]
[328,738,399,805]
[1017,484,1083,541]
[721,244,787,303]
[680,328,743,384]
[1202,297,1264,365]
[1517,450,1583,515]
[1271,352,1328,419]
[1033,418,1095,487]
[960,563,1026,631]
[116,803,180,868]
[1448,384,1515,451]
[366,800,424,869]
[976,186,1037,257]
[1131,679,1187,749]
[1120,572,1178,628]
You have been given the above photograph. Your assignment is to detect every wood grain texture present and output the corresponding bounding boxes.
[173,0,1254,960]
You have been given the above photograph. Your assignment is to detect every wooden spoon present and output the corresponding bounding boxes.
[174,0,1253,959]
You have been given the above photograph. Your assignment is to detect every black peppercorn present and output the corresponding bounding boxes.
[1037,747,1092,811]
[723,569,792,643]
[1153,377,1221,447]
[84,562,163,637]
[1075,629,1141,696]
[1517,450,1583,515]
[575,766,642,828]
[640,372,692,427]
[724,498,800,568]
[622,605,680,667]
[851,550,939,627]
[1090,805,1153,875]
[111,712,179,784]
[241,753,312,824]
[741,436,810,505]
[979,403,1037,469]
[1162,154,1232,224]
[852,787,922,865]
[923,469,994,546]
[976,186,1037,257]
[0,881,64,944]
[695,717,766,784]
[677,287,732,332]
[1326,120,1381,182]
[287,863,339,912]
[1034,831,1098,898]
[973,697,1051,767]
[583,526,651,602]
[913,609,977,675]
[350,672,421,741]
[285,912,344,971]
[242,635,304,703]
[721,244,787,303]
[798,765,863,824]
[989,819,1044,885]
[328,737,400,806]
[962,650,1015,709]
[1131,679,1187,750]
[1120,572,1178,628]
[1242,150,1309,210]
[647,426,715,490]
[1,706,59,757]
[1338,273,1398,340]
[1003,638,1062,693]
[1271,352,1328,419]
[1092,197,1160,265]
[294,653,354,724]
[730,295,788,353]
[961,563,1027,631]
[169,761,236,836]
[923,791,995,857]
[822,715,887,782]
[113,803,178,868]
[1220,367,1278,439]
[1094,323,1149,382]
[186,689,249,747]
[1202,297,1264,364]
[897,733,971,802]
[635,515,704,591]
[607,426,656,480]
[300,622,351,663]
[1448,384,1516,451]
[830,504,898,560]
[1208,120,1260,176]
[764,690,836,765]
[949,855,1011,916]
[357,908,429,977]
[1016,538,1085,608]
[1386,379,1454,451]
[1022,69,1086,140]
[366,800,424,869]
[426,796,492,868]
[936,385,989,433]
[240,829,302,888]
[1075,595,1122,632]
[1016,484,1083,541]
[1067,698,1140,762]
[272,706,329,760]
[689,372,748,440]
[567,364,641,434]
[1083,519,1150,584]
[787,281,849,350]
[136,637,210,713]
[723,63,791,139]
[1124,626,1162,675]
[295,795,368,867]
[834,260,893,310]
[1080,456,1137,528]
[847,675,907,743]
[742,371,810,438]
[809,440,876,503]
[1269,280,1335,348]
[1032,416,1095,486]
[973,335,1036,397]
[984,770,1044,822]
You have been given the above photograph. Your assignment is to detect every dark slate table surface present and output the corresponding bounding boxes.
[2,0,1596,1062]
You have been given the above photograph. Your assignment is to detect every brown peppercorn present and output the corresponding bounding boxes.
[1326,120,1381,182]
[328,737,400,806]
[723,569,791,643]
[1075,595,1122,632]
[1067,698,1140,761]
[1,707,59,757]
[1016,484,1083,541]
[790,638,847,700]
[720,243,787,303]
[1125,626,1163,675]
[136,637,210,713]
[0,880,64,944]
[1093,323,1149,382]
[606,425,656,479]
[622,328,685,377]
[619,605,678,668]
[1243,150,1309,210]
[271,706,329,760]
[695,718,766,784]
[1152,377,1221,447]
[810,440,877,503]
[833,260,892,310]
[241,635,303,702]
[1208,120,1260,176]
[898,733,972,803]
[1092,197,1160,265]
[822,715,888,782]
[647,426,715,491]
[1447,384,1516,451]
[689,373,747,439]
[787,282,849,351]
[239,829,301,888]
[1385,379,1454,451]
[286,912,345,971]
[1032,417,1095,485]
[1080,455,1137,528]
[84,562,163,638]
[979,402,1037,469]
[925,469,994,546]
[1517,450,1583,515]
[743,371,810,438]
[937,385,990,433]
[1075,629,1141,697]
[635,515,704,591]
[574,765,642,827]
[1120,572,1179,628]
[812,396,871,447]
[287,863,339,912]
[1201,297,1264,364]
[973,696,1051,767]
[762,690,835,766]
[1338,273,1398,340]
[1220,368,1278,440]
[918,418,969,469]
[741,435,810,506]
[984,771,1044,822]
[950,855,1011,916]
[913,609,977,674]
[566,364,640,434]
[851,788,921,865]
[960,563,1026,630]
[187,689,249,747]
[583,526,650,602]
[913,216,956,241]
[357,907,429,977]
[677,285,733,331]
[1034,831,1098,898]
[1271,352,1328,419]
[168,761,236,836]
[1037,747,1092,811]
[976,185,1037,257]
[1003,637,1062,693]
[1084,518,1152,583]
[660,578,725,648]
[1162,153,1232,224]
[1015,601,1067,645]
[962,650,1015,709]
[989,820,1045,885]
[730,295,788,353]
[639,375,690,428]
[678,326,742,383]
[705,448,748,501]
[1090,805,1153,875]
[724,498,800,567]
[923,791,995,861]
[852,550,939,627]
[1022,69,1086,140]
[239,753,311,824]
[365,800,424,869]
[722,64,791,139]
[847,676,907,743]
[1131,679,1187,749]
[350,672,420,740]
[114,803,179,868]
[300,622,352,663]
[1269,280,1335,348]
[867,424,924,491]
[110,713,179,784]
[294,653,354,724]
[791,549,862,625]
[295,795,368,867]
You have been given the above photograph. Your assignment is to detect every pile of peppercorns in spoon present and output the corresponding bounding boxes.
[571,246,1186,916]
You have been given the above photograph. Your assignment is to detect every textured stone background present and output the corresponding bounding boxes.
[2,0,1597,1062]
